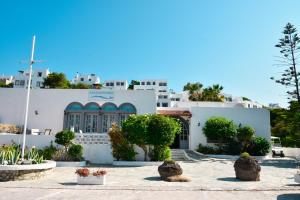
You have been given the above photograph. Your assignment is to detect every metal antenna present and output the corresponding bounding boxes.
[21,35,36,160]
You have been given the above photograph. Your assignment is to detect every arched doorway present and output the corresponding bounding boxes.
[170,117,189,149]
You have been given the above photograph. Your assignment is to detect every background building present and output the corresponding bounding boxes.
[13,68,50,89]
[72,73,100,85]
[103,80,128,90]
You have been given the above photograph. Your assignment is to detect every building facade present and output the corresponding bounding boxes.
[0,88,270,163]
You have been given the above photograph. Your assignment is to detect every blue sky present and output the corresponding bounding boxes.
[1,0,300,107]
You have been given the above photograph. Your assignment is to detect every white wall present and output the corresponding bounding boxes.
[0,135,55,148]
[189,107,271,150]
[0,88,156,134]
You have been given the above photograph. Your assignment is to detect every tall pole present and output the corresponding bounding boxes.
[21,35,36,160]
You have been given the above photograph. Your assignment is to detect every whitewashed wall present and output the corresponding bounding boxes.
[0,134,55,148]
[0,88,156,134]
[189,107,271,150]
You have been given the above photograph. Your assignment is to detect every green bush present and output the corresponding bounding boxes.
[203,117,237,142]
[224,140,242,155]
[55,130,75,150]
[68,144,83,161]
[196,144,221,154]
[237,126,255,142]
[42,141,57,160]
[247,137,271,156]
[149,146,171,161]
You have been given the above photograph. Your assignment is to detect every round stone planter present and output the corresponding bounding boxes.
[56,161,86,167]
[0,160,56,182]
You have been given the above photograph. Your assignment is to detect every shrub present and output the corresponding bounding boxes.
[224,140,242,155]
[108,123,136,161]
[237,126,255,142]
[55,130,75,150]
[203,117,237,143]
[149,146,171,161]
[197,143,221,154]
[240,152,250,158]
[247,137,271,156]
[42,141,57,160]
[68,144,83,161]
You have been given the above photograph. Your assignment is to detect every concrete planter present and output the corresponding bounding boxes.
[77,175,106,185]
[295,174,300,183]
[0,160,56,181]
[112,161,162,167]
[56,161,86,167]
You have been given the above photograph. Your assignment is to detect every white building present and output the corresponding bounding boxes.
[13,69,50,89]
[103,80,128,90]
[72,73,100,85]
[0,75,13,85]
[133,79,170,107]
[0,88,270,163]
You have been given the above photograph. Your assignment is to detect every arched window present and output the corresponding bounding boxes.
[118,103,136,126]
[66,102,84,111]
[101,103,118,132]
[119,103,137,113]
[64,102,84,132]
[64,102,137,133]
[83,103,100,133]
[102,103,118,112]
[84,102,101,111]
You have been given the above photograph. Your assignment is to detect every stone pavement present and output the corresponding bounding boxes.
[0,158,299,199]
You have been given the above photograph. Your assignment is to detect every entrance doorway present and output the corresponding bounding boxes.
[170,117,189,149]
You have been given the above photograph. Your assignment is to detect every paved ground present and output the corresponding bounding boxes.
[0,158,299,199]
[0,188,299,200]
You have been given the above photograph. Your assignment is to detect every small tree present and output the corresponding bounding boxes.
[271,23,300,104]
[122,115,150,160]
[148,115,181,146]
[43,72,70,88]
[55,130,75,152]
[147,115,181,161]
[203,117,237,143]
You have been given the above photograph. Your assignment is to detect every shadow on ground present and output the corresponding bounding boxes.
[217,177,241,182]
[261,160,299,169]
[60,182,77,186]
[144,176,162,181]
[277,193,300,200]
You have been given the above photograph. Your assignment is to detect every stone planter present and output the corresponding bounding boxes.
[158,160,182,180]
[234,156,261,181]
[295,174,300,183]
[56,161,86,167]
[77,175,106,185]
[0,160,56,181]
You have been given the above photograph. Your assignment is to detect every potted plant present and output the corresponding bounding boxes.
[75,168,107,185]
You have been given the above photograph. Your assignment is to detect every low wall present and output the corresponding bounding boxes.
[0,134,55,148]
[0,160,56,182]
